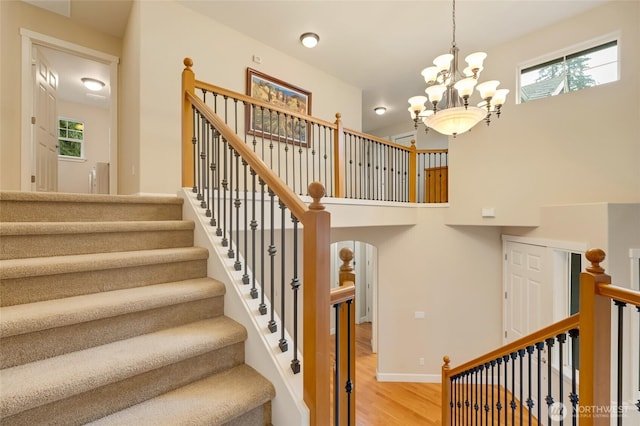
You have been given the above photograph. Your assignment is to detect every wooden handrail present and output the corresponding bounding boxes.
[329,282,356,305]
[597,282,640,306]
[446,314,581,377]
[185,91,308,220]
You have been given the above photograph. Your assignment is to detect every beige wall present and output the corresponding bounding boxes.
[0,0,121,191]
[118,0,362,195]
[57,100,111,193]
[445,1,640,226]
[331,209,503,379]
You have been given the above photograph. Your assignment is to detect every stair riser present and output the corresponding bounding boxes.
[0,201,182,222]
[1,297,224,368]
[1,230,195,260]
[224,402,271,426]
[2,343,245,426]
[1,260,207,306]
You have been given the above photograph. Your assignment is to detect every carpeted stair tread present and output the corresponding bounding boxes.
[86,364,275,426]
[0,317,247,418]
[0,220,194,236]
[0,247,209,280]
[0,191,183,205]
[0,278,225,338]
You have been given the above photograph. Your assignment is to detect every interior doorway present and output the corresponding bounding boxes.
[20,29,119,193]
[331,240,378,353]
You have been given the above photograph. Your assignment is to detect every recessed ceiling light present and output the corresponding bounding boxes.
[300,32,319,48]
[81,77,105,91]
[374,107,387,115]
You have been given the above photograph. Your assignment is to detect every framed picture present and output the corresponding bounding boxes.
[246,68,312,147]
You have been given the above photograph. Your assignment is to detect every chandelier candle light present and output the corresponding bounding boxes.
[408,0,508,137]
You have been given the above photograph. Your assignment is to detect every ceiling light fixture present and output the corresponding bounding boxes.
[81,77,105,91]
[300,32,319,48]
[408,0,508,137]
[374,106,387,115]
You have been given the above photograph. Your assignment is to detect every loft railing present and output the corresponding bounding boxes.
[182,58,358,425]
[181,59,448,204]
[442,248,640,426]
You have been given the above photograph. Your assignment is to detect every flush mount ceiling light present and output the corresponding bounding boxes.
[300,32,319,48]
[81,77,105,91]
[407,0,508,137]
[374,107,387,115]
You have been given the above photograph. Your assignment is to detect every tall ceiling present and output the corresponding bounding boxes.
[28,0,611,131]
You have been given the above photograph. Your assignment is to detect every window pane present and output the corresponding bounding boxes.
[67,130,83,140]
[59,140,82,157]
[59,129,67,138]
[520,59,566,102]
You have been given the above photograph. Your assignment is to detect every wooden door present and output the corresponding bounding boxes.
[33,47,58,192]
[425,166,447,202]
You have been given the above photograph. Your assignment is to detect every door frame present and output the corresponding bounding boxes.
[20,28,119,193]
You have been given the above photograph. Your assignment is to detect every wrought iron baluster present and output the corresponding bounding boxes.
[464,370,470,425]
[226,144,234,256]
[290,213,300,373]
[233,148,241,269]
[334,302,342,426]
[200,115,209,211]
[258,178,267,315]
[249,168,258,294]
[479,364,484,425]
[615,300,627,425]
[215,129,222,236]
[546,337,556,425]
[510,352,517,426]
[485,362,490,425]
[220,137,228,245]
[209,126,217,226]
[474,366,479,425]
[267,187,277,333]
[241,158,249,283]
[278,200,287,352]
[536,341,545,423]
[503,354,509,426]
[526,346,534,426]
[557,333,567,426]
[191,106,197,193]
[496,358,502,426]
[346,300,354,424]
[568,329,579,426]
[518,348,525,426]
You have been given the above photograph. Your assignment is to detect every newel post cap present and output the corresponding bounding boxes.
[585,248,606,274]
[183,57,193,69]
[308,182,326,210]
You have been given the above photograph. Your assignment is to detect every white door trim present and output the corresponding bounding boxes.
[20,28,119,193]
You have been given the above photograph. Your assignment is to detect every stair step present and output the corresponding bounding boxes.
[86,364,275,426]
[0,191,183,222]
[0,247,209,306]
[0,220,195,260]
[0,317,248,420]
[0,278,226,368]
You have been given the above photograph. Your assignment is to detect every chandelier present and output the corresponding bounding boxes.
[408,0,508,137]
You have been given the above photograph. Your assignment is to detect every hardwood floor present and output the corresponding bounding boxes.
[352,322,442,425]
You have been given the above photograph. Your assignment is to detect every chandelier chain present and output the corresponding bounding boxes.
[452,0,456,47]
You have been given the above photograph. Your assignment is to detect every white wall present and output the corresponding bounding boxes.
[446,1,640,226]
[119,0,362,195]
[57,100,110,193]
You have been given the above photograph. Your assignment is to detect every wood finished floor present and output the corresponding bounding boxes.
[351,322,442,425]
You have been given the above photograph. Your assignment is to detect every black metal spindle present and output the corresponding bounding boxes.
[464,370,469,425]
[536,341,545,423]
[191,106,198,193]
[475,366,479,425]
[546,337,555,425]
[346,300,354,425]
[267,187,277,332]
[290,213,300,373]
[503,354,509,426]
[496,358,502,426]
[558,333,566,426]
[568,329,579,426]
[511,352,517,426]
[226,144,234,256]
[233,149,241,269]
[518,348,525,426]
[220,136,228,245]
[527,346,534,426]
[215,130,223,237]
[278,200,287,352]
[209,127,217,226]
[258,178,267,315]
[615,300,626,425]
[242,158,249,283]
[485,362,490,425]
[250,169,258,297]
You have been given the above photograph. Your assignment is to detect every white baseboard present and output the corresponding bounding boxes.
[376,371,441,383]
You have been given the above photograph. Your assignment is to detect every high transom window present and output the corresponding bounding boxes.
[58,118,85,159]
[519,39,618,103]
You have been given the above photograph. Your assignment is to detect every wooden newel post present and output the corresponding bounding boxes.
[182,58,195,188]
[338,247,356,426]
[409,139,417,203]
[333,113,345,198]
[442,356,451,426]
[578,248,611,426]
[303,182,331,426]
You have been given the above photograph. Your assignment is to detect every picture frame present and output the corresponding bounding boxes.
[246,68,312,147]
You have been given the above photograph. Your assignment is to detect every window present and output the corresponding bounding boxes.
[519,40,618,103]
[58,118,85,159]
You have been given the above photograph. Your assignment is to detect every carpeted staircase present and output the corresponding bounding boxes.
[0,191,275,425]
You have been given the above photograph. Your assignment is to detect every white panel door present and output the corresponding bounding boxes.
[33,46,58,192]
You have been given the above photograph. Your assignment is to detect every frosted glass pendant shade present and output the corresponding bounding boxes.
[492,89,510,106]
[465,52,487,70]
[476,80,500,99]
[408,96,428,114]
[433,54,454,72]
[453,77,477,97]
[425,85,446,104]
[423,106,487,136]
[421,66,439,84]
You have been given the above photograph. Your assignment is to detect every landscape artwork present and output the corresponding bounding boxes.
[246,68,311,146]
